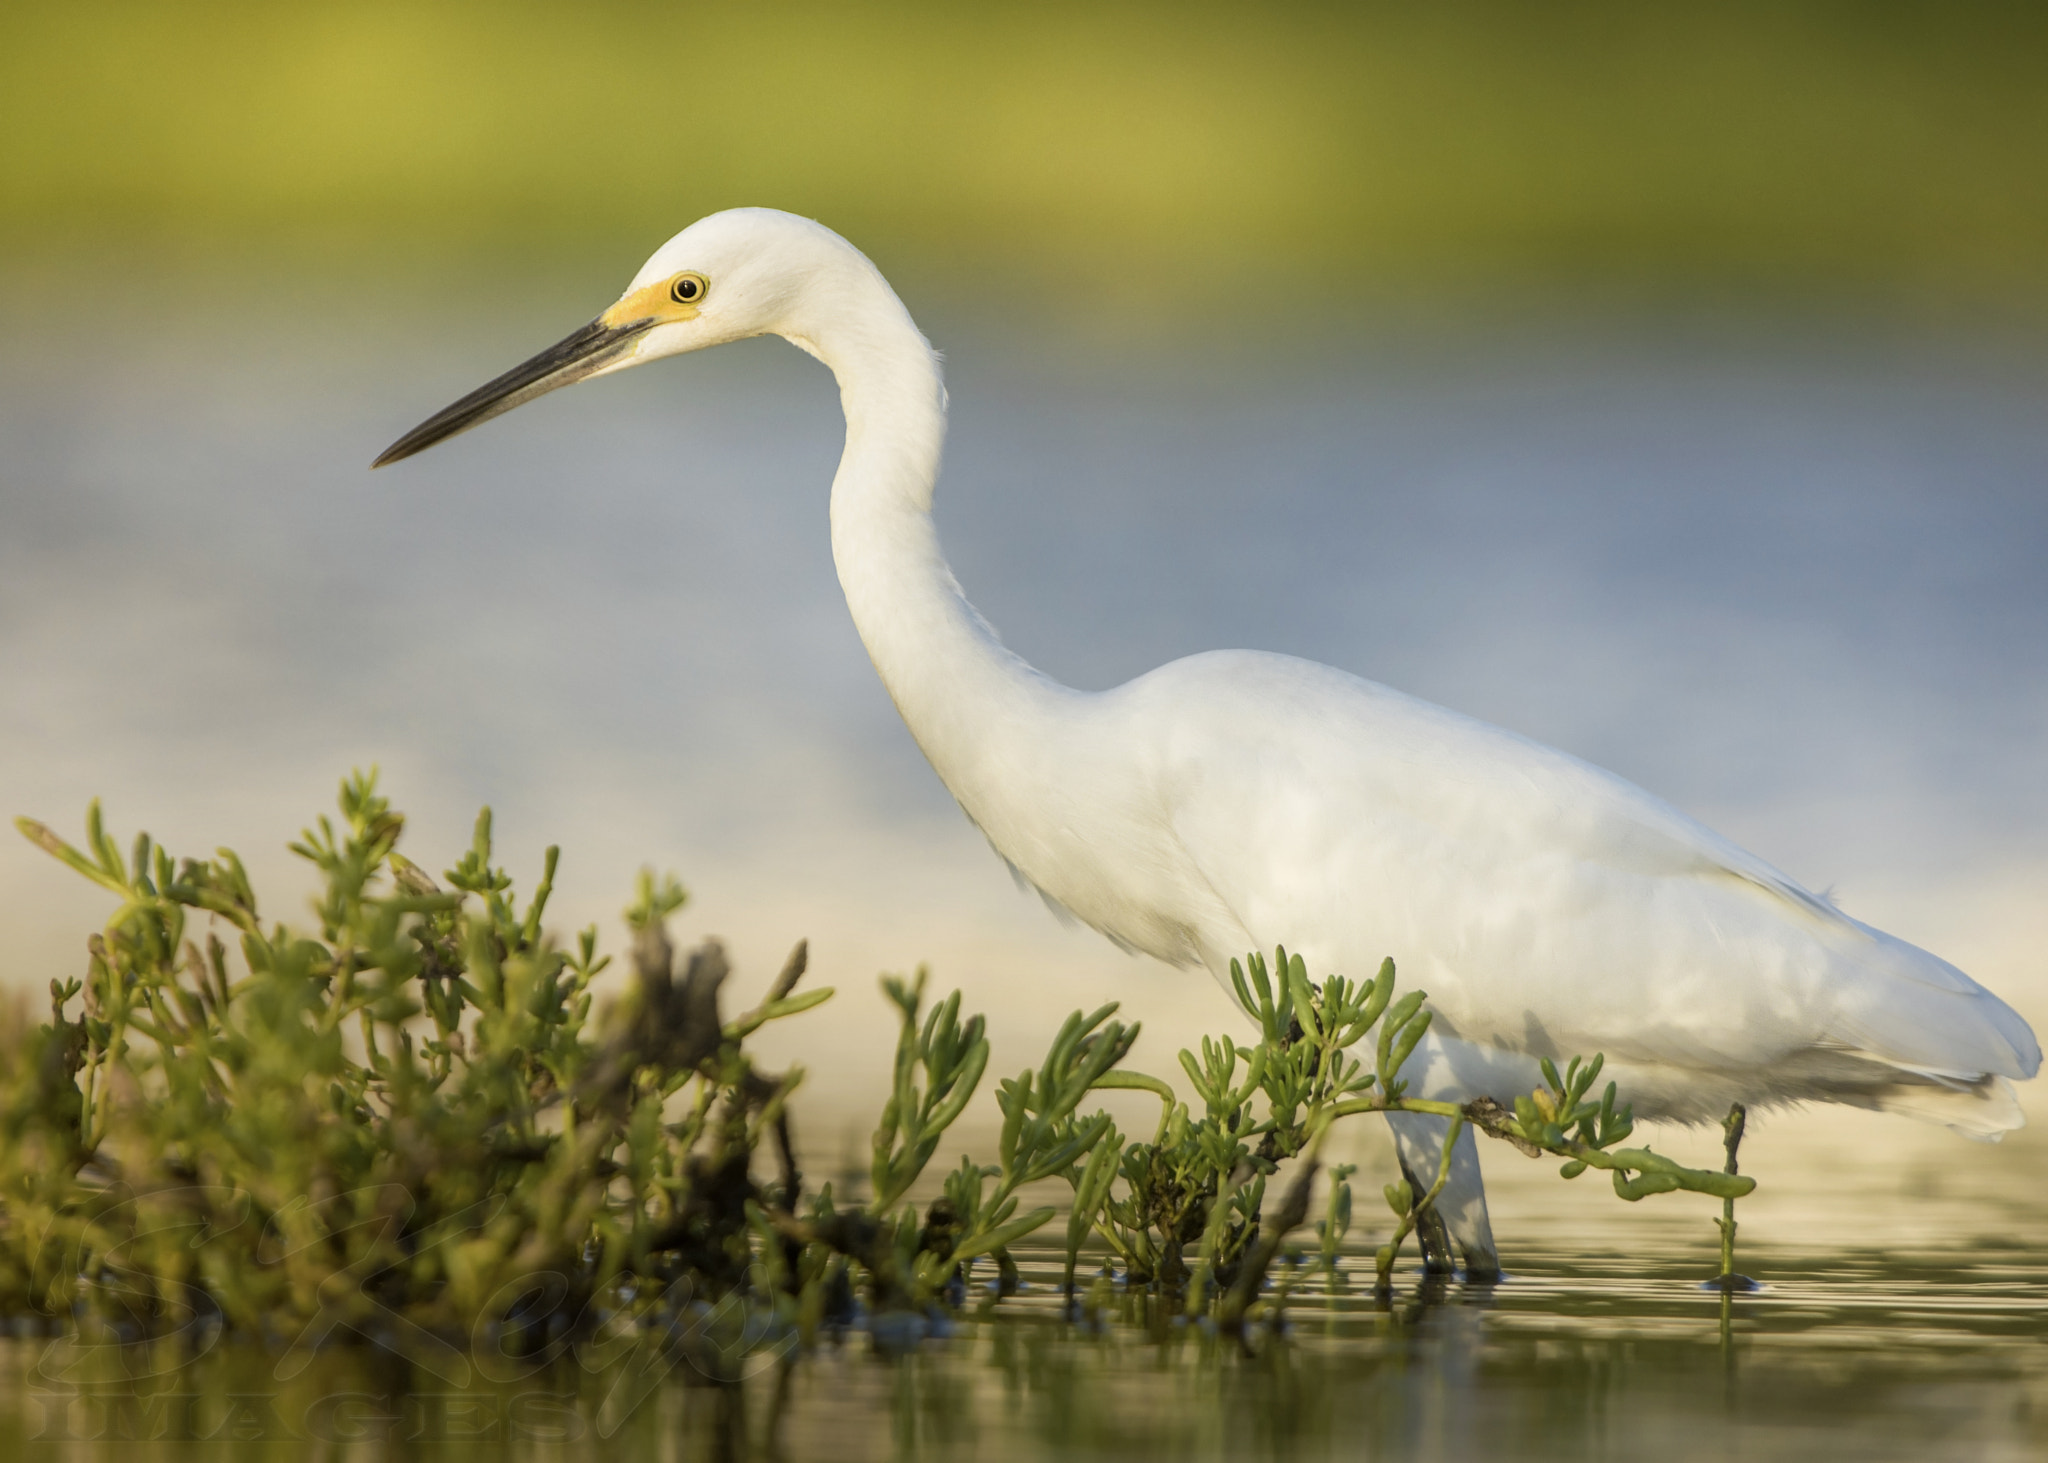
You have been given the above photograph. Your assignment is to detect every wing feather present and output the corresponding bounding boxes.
[1132,650,2039,1093]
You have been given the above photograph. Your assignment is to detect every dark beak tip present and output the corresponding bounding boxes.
[362,313,650,474]
[369,436,422,470]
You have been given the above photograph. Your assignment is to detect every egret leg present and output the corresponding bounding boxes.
[1398,1148,1455,1275]
[1386,1112,1500,1280]
[1714,1102,1752,1291]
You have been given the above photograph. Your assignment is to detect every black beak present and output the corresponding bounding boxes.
[372,314,658,468]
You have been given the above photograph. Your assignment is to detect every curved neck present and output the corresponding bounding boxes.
[784,276,1070,812]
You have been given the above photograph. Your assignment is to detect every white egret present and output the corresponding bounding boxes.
[376,209,2039,1277]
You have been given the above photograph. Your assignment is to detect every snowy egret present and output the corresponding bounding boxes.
[376,209,2039,1276]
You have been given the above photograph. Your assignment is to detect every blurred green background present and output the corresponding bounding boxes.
[5,0,2047,315]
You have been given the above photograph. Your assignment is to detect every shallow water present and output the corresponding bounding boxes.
[4,1219,2044,1462]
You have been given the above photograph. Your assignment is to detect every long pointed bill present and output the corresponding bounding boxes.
[372,314,658,468]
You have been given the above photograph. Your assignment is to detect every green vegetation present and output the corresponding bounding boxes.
[2,775,1751,1368]
[3,3,2047,311]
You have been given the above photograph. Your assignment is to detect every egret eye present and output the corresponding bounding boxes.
[669,273,707,305]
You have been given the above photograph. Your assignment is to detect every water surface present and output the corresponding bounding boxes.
[5,1209,2044,1461]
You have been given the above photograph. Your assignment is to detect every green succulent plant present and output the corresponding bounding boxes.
[3,775,1753,1365]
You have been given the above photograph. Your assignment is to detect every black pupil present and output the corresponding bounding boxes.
[674,278,698,301]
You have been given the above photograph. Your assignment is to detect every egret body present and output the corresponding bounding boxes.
[377,209,2040,1275]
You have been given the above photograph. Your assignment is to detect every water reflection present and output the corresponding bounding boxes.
[5,1231,2044,1461]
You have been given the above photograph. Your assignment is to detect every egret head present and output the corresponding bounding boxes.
[373,208,868,467]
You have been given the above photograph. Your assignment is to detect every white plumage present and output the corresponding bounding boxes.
[378,208,2040,1275]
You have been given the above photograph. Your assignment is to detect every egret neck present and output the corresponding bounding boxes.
[793,278,1083,876]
